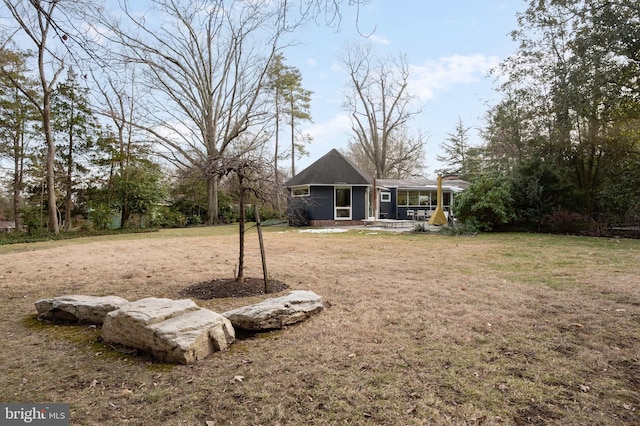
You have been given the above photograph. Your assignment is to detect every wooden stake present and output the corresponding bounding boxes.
[255,205,269,293]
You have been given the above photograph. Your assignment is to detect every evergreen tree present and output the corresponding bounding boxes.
[0,48,40,231]
[51,67,99,231]
[437,118,484,180]
[266,54,312,210]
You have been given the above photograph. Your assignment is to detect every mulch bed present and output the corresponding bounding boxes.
[181,277,289,299]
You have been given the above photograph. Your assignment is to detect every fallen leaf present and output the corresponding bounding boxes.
[121,389,133,398]
[89,379,98,388]
[571,323,584,328]
[231,375,244,383]
[348,353,356,359]
[579,384,590,393]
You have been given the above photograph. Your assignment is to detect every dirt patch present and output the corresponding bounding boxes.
[180,277,289,299]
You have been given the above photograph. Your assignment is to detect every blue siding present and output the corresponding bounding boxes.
[352,186,367,220]
[379,189,396,219]
[289,185,371,221]
[308,186,334,220]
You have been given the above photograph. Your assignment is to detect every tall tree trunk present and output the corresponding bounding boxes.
[206,175,219,225]
[64,123,74,232]
[43,90,58,234]
[120,202,129,228]
[274,89,281,211]
[290,97,295,176]
[12,135,22,232]
[255,205,269,293]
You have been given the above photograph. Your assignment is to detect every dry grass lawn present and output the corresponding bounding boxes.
[0,226,639,425]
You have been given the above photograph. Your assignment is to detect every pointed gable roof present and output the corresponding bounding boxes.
[285,149,373,187]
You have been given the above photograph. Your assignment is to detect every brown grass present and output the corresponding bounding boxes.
[1,226,639,425]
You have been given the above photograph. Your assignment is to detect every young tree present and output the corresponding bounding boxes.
[52,67,98,231]
[342,43,425,179]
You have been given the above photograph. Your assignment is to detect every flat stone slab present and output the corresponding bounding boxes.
[223,290,323,330]
[101,297,235,364]
[35,295,129,325]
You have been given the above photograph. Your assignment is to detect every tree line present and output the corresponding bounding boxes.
[0,0,327,234]
[1,0,638,237]
[438,0,640,235]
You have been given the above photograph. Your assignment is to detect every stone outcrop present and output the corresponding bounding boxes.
[101,297,235,364]
[35,295,129,325]
[223,290,323,330]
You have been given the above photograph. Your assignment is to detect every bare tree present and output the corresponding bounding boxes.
[92,0,288,224]
[342,43,425,179]
[1,0,69,234]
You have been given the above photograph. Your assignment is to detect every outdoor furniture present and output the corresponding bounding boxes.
[407,210,415,220]
[416,210,426,221]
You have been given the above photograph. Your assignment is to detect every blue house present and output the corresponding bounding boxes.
[285,149,469,226]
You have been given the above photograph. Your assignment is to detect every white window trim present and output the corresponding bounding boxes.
[292,185,310,197]
[334,186,352,220]
[380,192,391,202]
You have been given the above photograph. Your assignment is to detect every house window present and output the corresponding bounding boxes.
[397,191,408,205]
[334,186,351,219]
[397,189,452,208]
[292,185,310,197]
[380,192,391,202]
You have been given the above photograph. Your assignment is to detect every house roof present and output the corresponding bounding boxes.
[285,149,373,187]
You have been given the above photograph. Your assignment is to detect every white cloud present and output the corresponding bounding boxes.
[305,114,351,146]
[306,58,317,67]
[410,54,500,101]
[298,114,352,167]
[368,34,390,45]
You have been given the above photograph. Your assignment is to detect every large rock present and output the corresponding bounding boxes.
[101,297,235,364]
[223,290,323,330]
[35,295,129,325]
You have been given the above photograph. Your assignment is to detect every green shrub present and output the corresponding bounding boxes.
[150,206,187,228]
[453,174,515,231]
[19,205,47,234]
[88,203,113,230]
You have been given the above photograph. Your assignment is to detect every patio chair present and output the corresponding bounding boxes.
[406,209,415,220]
[416,210,426,221]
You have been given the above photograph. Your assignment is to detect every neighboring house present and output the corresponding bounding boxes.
[285,149,469,226]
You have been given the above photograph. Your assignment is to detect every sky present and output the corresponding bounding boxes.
[0,0,527,181]
[282,1,527,175]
